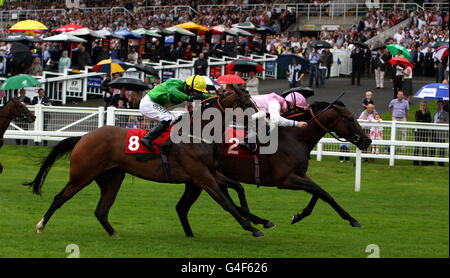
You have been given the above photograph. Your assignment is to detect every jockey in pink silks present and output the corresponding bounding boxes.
[239,92,309,153]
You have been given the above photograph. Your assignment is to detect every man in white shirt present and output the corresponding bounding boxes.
[393,28,404,44]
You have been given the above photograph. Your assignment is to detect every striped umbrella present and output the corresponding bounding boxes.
[433,45,449,62]
[414,83,449,101]
[92,59,125,74]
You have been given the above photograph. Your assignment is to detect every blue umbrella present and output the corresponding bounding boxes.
[413,83,449,100]
[165,36,174,46]
[113,29,144,39]
[276,54,308,71]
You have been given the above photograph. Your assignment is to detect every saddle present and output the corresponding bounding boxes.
[126,127,173,161]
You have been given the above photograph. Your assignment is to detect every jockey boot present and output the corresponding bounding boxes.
[140,120,171,152]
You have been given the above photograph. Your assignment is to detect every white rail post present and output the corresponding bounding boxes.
[98,106,105,127]
[82,77,88,102]
[389,120,397,166]
[62,80,67,105]
[34,104,43,143]
[106,106,116,126]
[317,142,323,161]
[355,148,362,192]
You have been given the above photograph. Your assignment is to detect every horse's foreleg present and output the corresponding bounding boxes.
[215,173,275,229]
[197,176,264,238]
[279,173,360,228]
[176,182,202,237]
[95,168,125,237]
[0,161,3,174]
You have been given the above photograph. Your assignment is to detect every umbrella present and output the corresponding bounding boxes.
[108,77,150,91]
[433,45,449,62]
[371,45,386,51]
[149,27,174,35]
[69,28,105,39]
[413,83,449,101]
[176,21,210,32]
[432,41,448,49]
[96,29,125,40]
[0,74,40,90]
[92,59,126,74]
[113,29,144,39]
[231,22,257,30]
[57,24,84,32]
[226,59,264,73]
[132,28,161,38]
[351,41,369,49]
[231,27,252,36]
[309,40,332,48]
[9,20,48,33]
[165,26,195,36]
[9,42,33,75]
[43,33,87,43]
[202,76,221,91]
[389,57,414,69]
[211,25,237,36]
[216,74,246,85]
[255,24,277,35]
[132,63,159,77]
[386,44,411,61]
[276,54,308,71]
[280,86,315,99]
[0,33,41,42]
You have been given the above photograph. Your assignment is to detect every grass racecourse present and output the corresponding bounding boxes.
[0,145,448,258]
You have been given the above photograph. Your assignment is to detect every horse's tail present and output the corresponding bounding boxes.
[23,136,82,195]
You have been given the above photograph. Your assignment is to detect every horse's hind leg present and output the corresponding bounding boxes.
[176,181,202,237]
[0,162,3,174]
[94,168,125,237]
[280,174,360,227]
[36,175,95,234]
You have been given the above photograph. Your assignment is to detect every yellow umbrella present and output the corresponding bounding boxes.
[176,21,209,32]
[9,20,48,33]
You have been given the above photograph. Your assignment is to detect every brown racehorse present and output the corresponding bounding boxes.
[24,90,268,237]
[0,98,36,174]
[175,100,372,236]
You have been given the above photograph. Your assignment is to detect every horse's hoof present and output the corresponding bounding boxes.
[351,221,361,228]
[111,232,120,237]
[36,218,45,234]
[253,230,264,238]
[291,213,302,224]
[263,221,276,229]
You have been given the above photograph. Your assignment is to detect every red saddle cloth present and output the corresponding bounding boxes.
[125,127,173,155]
[225,127,256,159]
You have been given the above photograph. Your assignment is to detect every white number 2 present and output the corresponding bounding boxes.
[66,244,80,258]
[366,244,380,258]
[128,136,140,151]
[228,137,240,155]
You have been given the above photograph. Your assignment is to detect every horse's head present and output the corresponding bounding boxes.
[214,85,255,111]
[310,101,371,150]
[11,98,36,123]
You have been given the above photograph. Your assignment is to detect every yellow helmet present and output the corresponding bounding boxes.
[185,75,208,93]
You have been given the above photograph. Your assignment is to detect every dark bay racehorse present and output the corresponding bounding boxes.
[0,98,36,174]
[24,90,268,237]
[175,100,372,236]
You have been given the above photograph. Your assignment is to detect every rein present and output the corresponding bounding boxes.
[308,106,348,142]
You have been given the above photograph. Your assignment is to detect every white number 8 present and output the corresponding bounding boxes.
[128,136,140,151]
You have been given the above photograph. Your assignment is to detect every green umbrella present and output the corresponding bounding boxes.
[432,41,448,49]
[0,74,40,90]
[132,28,161,38]
[386,44,411,61]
